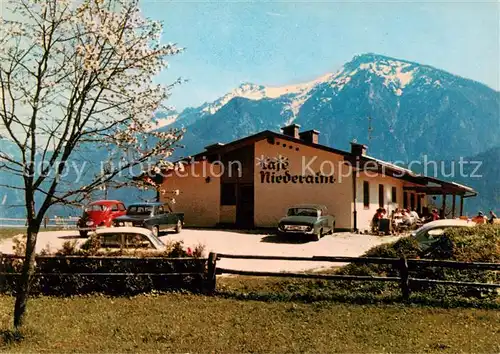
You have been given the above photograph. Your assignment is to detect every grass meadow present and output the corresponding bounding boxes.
[1,292,499,353]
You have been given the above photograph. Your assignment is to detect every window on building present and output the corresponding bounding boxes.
[403,192,408,209]
[363,181,370,208]
[378,184,384,208]
[221,183,237,205]
[391,187,397,203]
[410,193,415,211]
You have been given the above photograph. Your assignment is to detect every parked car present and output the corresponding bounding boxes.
[411,219,476,250]
[277,204,335,241]
[113,202,184,237]
[77,200,127,237]
[91,227,166,253]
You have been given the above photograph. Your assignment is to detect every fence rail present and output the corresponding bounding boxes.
[0,254,198,261]
[0,272,203,277]
[216,268,399,282]
[209,253,500,300]
[0,216,79,229]
[216,253,401,265]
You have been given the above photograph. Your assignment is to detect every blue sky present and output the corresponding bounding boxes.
[141,0,499,111]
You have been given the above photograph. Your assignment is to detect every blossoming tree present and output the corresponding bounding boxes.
[0,0,183,328]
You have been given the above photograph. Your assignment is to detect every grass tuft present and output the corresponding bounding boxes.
[0,329,24,345]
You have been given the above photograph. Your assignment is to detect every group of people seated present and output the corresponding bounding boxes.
[392,208,423,230]
[371,207,498,234]
[371,207,424,234]
[471,210,497,224]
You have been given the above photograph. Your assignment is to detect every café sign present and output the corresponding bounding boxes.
[257,155,335,184]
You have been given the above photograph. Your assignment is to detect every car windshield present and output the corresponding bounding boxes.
[127,205,153,215]
[287,208,319,217]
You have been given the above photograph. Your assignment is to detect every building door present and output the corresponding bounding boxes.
[236,184,254,228]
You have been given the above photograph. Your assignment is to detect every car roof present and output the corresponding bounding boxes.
[95,227,153,235]
[416,219,476,231]
[288,204,326,210]
[89,200,124,205]
[128,202,164,207]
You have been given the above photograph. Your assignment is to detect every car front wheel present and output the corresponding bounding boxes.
[313,229,322,241]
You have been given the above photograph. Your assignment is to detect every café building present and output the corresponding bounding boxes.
[158,124,476,231]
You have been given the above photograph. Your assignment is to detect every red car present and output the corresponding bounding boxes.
[77,200,127,237]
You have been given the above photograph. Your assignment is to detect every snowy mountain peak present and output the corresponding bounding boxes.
[169,53,428,125]
[199,53,427,116]
[341,53,418,96]
[201,73,336,115]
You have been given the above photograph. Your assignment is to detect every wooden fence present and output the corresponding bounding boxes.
[0,254,208,294]
[1,252,499,299]
[206,253,500,299]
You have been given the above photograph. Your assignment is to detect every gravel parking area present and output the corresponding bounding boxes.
[0,228,402,272]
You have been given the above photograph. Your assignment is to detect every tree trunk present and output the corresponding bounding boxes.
[13,220,40,329]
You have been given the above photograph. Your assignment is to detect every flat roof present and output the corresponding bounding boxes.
[128,202,164,206]
[191,130,352,159]
[288,204,327,209]
[87,200,123,205]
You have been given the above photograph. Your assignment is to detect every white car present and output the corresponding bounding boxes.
[92,227,167,252]
[411,219,476,249]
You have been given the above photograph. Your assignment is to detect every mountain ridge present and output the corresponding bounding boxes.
[158,53,498,130]
[165,53,499,161]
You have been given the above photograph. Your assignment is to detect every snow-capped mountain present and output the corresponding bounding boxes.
[164,53,445,131]
[160,72,336,129]
[161,53,499,164]
[199,73,336,118]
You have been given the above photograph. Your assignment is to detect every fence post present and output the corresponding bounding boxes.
[0,253,3,292]
[206,252,217,294]
[399,256,410,301]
